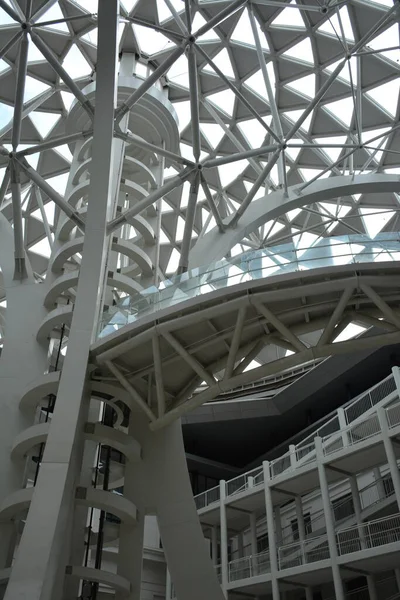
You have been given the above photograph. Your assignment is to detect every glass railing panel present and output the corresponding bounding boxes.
[98,233,400,339]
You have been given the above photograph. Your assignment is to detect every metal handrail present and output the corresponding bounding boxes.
[194,373,398,511]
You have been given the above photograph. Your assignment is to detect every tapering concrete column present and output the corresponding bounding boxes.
[166,569,172,600]
[295,496,307,565]
[220,480,228,597]
[275,507,283,546]
[0,216,48,588]
[373,467,385,500]
[3,3,120,599]
[349,475,377,600]
[377,407,400,510]
[315,437,345,600]
[263,461,280,600]
[250,513,258,556]
[337,408,348,448]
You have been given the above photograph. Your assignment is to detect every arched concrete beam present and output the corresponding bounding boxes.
[76,487,137,524]
[0,488,33,521]
[11,422,50,460]
[189,174,400,268]
[11,421,141,463]
[19,371,60,411]
[84,422,141,462]
[36,304,73,343]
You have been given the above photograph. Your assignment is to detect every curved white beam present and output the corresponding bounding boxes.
[189,174,400,268]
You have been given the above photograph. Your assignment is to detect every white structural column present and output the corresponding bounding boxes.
[212,526,218,566]
[377,407,400,511]
[392,366,400,397]
[220,480,228,596]
[294,496,313,600]
[373,467,385,500]
[263,461,280,600]
[250,512,258,555]
[314,437,345,600]
[349,476,378,600]
[165,569,172,600]
[274,507,283,547]
[0,216,48,586]
[249,512,258,574]
[3,3,120,599]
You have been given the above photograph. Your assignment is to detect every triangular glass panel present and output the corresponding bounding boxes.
[265,221,285,238]
[36,3,69,31]
[30,111,60,138]
[287,74,315,98]
[191,12,220,40]
[0,102,13,128]
[314,136,347,162]
[283,38,314,64]
[45,173,69,195]
[243,180,266,200]
[244,69,268,99]
[367,24,399,64]
[134,24,172,55]
[82,28,98,46]
[121,0,139,13]
[55,144,73,163]
[61,91,75,111]
[300,168,329,181]
[283,109,312,133]
[167,55,189,87]
[24,77,50,103]
[29,238,52,258]
[180,181,191,209]
[318,6,354,42]
[201,123,225,148]
[207,89,236,117]
[360,208,395,237]
[203,48,235,78]
[218,159,247,187]
[166,248,180,274]
[63,44,92,78]
[238,118,267,148]
[31,202,55,226]
[285,139,303,162]
[175,216,185,242]
[0,59,9,74]
[0,2,15,25]
[367,79,400,118]
[271,1,305,28]
[71,0,98,12]
[27,43,44,63]
[287,207,302,221]
[334,323,366,344]
[173,100,191,132]
[324,97,354,127]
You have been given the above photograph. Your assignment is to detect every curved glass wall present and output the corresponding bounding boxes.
[99,233,400,338]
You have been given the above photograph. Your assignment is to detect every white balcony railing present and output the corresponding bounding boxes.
[194,374,398,511]
[336,513,400,556]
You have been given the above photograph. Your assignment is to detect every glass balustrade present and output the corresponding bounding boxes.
[99,233,400,339]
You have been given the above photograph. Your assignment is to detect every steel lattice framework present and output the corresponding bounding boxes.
[0,3,400,599]
[0,0,400,302]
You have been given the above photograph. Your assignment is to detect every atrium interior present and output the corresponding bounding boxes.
[0,0,400,600]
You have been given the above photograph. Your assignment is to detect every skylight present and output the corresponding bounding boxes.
[0,0,399,316]
[271,1,305,29]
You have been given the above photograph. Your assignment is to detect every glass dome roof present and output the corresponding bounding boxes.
[0,0,399,280]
